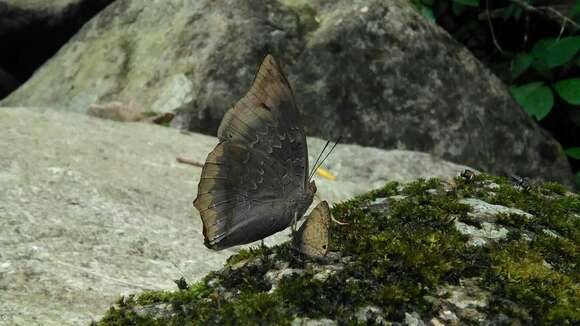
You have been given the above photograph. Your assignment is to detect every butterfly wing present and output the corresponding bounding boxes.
[218,54,308,186]
[194,55,312,250]
[293,201,331,258]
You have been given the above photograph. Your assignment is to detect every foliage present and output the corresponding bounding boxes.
[511,36,580,119]
[411,0,580,186]
[510,81,553,120]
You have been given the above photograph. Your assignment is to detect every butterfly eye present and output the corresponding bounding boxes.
[322,245,327,249]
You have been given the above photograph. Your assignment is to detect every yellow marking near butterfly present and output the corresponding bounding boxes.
[316,167,336,180]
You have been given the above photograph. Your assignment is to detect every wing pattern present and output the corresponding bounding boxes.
[293,201,331,258]
[194,55,313,249]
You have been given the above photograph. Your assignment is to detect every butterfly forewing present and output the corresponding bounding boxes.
[218,55,308,186]
[194,55,313,250]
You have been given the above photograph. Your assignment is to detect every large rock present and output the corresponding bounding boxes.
[0,0,114,34]
[0,67,18,98]
[0,0,572,187]
[97,175,580,325]
[0,0,116,99]
[0,107,470,325]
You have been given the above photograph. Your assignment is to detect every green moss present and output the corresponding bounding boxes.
[330,178,476,319]
[353,181,400,203]
[282,1,320,36]
[136,281,212,306]
[495,212,532,228]
[485,241,580,323]
[531,234,578,279]
[542,182,568,195]
[225,245,271,266]
[97,295,160,326]
[401,177,442,196]
[233,292,291,324]
[455,175,580,244]
[97,174,579,325]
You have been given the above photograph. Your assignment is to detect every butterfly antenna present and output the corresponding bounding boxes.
[171,262,193,284]
[308,139,331,181]
[309,136,342,181]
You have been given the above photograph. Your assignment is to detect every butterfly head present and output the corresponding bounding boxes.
[295,180,316,221]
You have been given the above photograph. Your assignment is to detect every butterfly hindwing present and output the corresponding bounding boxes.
[293,201,331,258]
[195,141,297,249]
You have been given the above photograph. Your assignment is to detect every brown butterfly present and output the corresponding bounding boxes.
[193,55,317,250]
[293,200,331,258]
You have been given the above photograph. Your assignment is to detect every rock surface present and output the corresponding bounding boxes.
[96,174,579,324]
[0,0,573,186]
[0,0,114,33]
[0,107,470,325]
[0,67,18,98]
[0,0,116,99]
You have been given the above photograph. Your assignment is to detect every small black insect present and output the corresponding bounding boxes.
[509,175,531,192]
[460,169,476,182]
[174,277,189,290]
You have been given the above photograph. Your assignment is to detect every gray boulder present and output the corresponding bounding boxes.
[0,67,18,98]
[0,0,116,99]
[0,0,572,187]
[0,0,114,34]
[95,174,579,325]
[0,107,470,325]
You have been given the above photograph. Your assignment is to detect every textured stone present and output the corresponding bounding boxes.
[455,221,510,246]
[355,306,387,325]
[459,198,534,222]
[0,107,470,325]
[0,0,114,34]
[0,0,573,186]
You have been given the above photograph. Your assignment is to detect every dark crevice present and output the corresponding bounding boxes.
[0,0,115,99]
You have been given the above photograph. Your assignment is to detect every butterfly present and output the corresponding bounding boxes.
[193,55,317,250]
[293,200,331,258]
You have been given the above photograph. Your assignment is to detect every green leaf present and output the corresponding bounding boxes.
[510,82,554,120]
[572,1,580,18]
[511,53,533,80]
[554,78,580,105]
[453,0,479,7]
[565,147,580,159]
[575,172,580,188]
[546,36,580,68]
[531,38,556,59]
[530,38,556,75]
[532,61,553,78]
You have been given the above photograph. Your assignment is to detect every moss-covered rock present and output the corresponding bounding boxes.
[96,174,579,325]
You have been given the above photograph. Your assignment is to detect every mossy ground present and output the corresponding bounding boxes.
[97,174,579,325]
